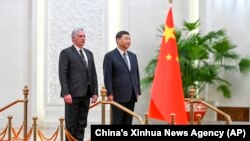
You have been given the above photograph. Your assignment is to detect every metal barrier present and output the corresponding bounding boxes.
[186,86,232,125]
[0,86,29,139]
[184,98,232,125]
[89,86,145,125]
[0,86,148,141]
[0,86,232,141]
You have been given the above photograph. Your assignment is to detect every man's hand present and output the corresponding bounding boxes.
[91,95,98,103]
[64,94,72,104]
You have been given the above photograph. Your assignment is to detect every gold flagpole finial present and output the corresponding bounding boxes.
[169,0,173,4]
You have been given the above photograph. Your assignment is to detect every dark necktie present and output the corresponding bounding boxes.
[79,49,88,68]
[123,52,130,70]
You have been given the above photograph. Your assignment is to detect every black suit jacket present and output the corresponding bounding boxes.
[103,48,141,102]
[59,46,98,97]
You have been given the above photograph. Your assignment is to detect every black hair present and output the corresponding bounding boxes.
[116,30,129,40]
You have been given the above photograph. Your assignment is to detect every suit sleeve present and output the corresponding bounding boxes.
[136,55,141,95]
[103,54,113,96]
[91,54,98,95]
[59,50,69,96]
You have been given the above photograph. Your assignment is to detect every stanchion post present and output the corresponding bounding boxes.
[189,86,196,125]
[32,116,38,141]
[7,115,13,141]
[196,114,202,125]
[170,113,176,125]
[59,117,64,141]
[109,105,112,125]
[23,85,29,138]
[100,87,107,125]
[144,112,149,125]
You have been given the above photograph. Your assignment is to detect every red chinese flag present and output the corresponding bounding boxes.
[148,6,187,124]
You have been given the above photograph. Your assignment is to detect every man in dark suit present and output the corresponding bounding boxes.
[103,30,141,125]
[59,27,98,141]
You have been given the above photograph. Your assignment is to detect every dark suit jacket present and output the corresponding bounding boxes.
[59,45,98,98]
[103,48,141,102]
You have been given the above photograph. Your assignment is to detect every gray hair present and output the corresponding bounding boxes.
[71,27,84,39]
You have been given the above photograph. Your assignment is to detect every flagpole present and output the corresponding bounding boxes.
[169,0,173,7]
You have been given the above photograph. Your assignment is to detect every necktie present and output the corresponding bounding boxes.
[123,52,130,70]
[79,49,88,68]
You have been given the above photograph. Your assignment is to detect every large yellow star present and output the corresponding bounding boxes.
[163,25,175,42]
[166,54,172,60]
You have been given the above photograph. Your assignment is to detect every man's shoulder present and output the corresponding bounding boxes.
[62,46,74,52]
[105,48,117,56]
[127,50,137,56]
[83,48,92,53]
[83,48,95,58]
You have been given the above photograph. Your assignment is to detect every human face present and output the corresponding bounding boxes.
[117,34,131,51]
[72,31,86,48]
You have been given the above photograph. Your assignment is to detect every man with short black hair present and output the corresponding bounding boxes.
[103,30,141,124]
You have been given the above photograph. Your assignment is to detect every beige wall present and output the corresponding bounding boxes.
[199,0,250,107]
[0,0,31,127]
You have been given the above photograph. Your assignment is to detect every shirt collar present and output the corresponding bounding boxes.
[117,47,128,56]
[74,45,85,52]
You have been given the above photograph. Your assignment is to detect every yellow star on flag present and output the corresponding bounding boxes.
[163,25,175,43]
[166,54,172,60]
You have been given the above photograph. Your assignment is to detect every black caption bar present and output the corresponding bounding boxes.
[91,125,249,141]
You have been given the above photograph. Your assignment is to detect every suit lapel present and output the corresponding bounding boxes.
[114,48,130,71]
[83,48,90,69]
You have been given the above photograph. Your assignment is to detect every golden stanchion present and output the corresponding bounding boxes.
[100,86,107,125]
[109,105,112,125]
[170,113,176,125]
[225,115,232,125]
[144,112,149,125]
[196,114,202,125]
[188,86,196,125]
[32,116,38,141]
[7,115,12,141]
[59,117,64,141]
[23,85,29,138]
